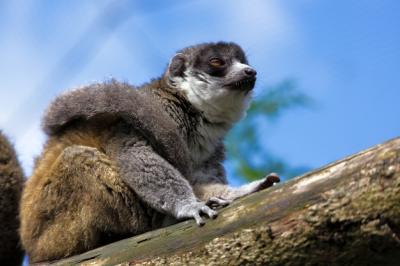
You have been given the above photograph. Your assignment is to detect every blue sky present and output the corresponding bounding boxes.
[0,0,399,184]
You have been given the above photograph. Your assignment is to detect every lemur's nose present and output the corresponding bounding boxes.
[244,67,257,77]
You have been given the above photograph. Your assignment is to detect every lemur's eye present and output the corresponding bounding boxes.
[209,58,225,67]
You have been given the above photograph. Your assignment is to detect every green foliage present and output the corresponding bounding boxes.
[225,79,312,182]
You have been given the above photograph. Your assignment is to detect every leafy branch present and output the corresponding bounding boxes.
[225,79,313,182]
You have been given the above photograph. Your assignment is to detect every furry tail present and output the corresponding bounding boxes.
[42,80,192,177]
[42,80,142,136]
[0,131,24,266]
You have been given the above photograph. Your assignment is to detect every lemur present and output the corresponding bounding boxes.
[20,42,280,263]
[0,131,24,266]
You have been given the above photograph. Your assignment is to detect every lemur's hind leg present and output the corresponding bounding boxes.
[20,145,151,263]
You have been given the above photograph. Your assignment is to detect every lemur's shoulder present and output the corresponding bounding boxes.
[42,79,192,177]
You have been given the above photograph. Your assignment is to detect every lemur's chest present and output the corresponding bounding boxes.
[152,88,228,167]
[188,120,228,168]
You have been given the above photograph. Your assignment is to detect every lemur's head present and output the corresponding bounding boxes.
[164,42,256,124]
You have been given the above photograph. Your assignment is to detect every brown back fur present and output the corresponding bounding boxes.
[20,123,163,262]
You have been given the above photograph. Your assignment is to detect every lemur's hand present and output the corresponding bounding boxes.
[175,201,218,226]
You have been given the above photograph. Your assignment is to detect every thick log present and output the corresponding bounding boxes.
[48,138,400,266]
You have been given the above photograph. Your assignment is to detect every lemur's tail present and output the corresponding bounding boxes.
[0,131,24,266]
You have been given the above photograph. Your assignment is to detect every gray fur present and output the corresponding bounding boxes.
[106,128,217,226]
[42,80,192,177]
[42,41,278,221]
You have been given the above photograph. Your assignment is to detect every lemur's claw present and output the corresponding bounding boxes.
[176,201,218,226]
[206,196,232,209]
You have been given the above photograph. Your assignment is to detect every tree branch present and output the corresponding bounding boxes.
[48,137,400,266]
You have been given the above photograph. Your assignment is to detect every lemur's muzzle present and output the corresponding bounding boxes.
[227,67,256,91]
[243,67,257,78]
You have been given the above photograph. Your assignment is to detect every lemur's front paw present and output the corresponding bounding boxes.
[206,196,232,209]
[176,201,218,226]
[254,173,280,192]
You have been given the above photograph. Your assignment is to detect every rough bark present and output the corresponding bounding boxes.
[46,137,400,266]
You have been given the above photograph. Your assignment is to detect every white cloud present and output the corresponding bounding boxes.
[15,122,45,176]
[222,0,299,49]
[0,1,125,174]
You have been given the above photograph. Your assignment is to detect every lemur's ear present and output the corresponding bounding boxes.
[168,53,187,77]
